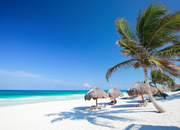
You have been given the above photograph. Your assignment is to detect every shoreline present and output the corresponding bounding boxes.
[0,91,179,130]
[0,90,128,107]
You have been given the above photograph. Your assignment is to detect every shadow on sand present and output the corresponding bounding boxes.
[125,124,180,130]
[46,104,157,128]
[161,92,180,102]
[46,107,134,128]
[46,93,180,129]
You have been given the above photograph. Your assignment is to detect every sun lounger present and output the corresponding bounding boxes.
[109,100,117,105]
[84,104,106,112]
[98,104,106,109]
[121,97,128,99]
[136,100,149,107]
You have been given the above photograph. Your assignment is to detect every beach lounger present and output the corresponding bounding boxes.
[136,100,149,107]
[121,97,128,99]
[109,99,117,105]
[84,104,106,112]
[98,104,106,109]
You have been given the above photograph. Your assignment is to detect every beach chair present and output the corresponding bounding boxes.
[98,104,106,109]
[109,99,117,105]
[136,100,149,107]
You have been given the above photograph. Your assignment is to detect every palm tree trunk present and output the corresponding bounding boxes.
[143,66,165,113]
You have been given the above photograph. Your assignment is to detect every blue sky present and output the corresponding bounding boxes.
[0,0,180,90]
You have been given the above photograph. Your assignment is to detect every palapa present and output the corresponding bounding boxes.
[127,82,158,103]
[84,86,109,106]
[155,86,165,93]
[107,87,124,98]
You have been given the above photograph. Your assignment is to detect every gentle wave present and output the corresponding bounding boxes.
[0,94,85,107]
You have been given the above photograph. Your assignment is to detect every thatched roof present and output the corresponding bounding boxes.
[84,86,109,100]
[127,82,158,96]
[156,86,165,93]
[107,87,124,98]
[149,85,165,93]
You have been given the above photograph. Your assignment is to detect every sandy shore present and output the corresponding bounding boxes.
[0,92,180,130]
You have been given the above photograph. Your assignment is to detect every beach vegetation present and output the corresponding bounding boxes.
[106,1,180,113]
[171,87,180,92]
[153,92,168,99]
[149,69,175,90]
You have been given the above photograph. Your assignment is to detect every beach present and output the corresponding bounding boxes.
[0,91,180,130]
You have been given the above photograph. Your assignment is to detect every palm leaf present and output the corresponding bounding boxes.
[115,18,137,41]
[135,2,169,46]
[155,42,180,59]
[117,40,141,58]
[150,60,180,78]
[106,59,136,82]
[148,11,180,49]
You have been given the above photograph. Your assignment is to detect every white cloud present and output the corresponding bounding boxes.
[0,70,41,77]
[109,84,123,88]
[83,83,91,87]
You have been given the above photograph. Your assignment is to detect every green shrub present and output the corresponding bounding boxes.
[153,93,168,99]
[171,88,180,92]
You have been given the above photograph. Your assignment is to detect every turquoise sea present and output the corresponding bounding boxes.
[0,90,127,107]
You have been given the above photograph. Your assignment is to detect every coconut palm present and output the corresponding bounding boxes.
[166,77,176,90]
[106,2,180,113]
[149,70,168,88]
[149,69,175,90]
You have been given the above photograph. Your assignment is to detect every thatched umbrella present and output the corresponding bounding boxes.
[84,86,109,106]
[127,82,158,103]
[156,86,165,93]
[107,87,124,101]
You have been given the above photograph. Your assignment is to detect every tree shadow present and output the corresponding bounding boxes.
[111,104,137,108]
[161,93,180,102]
[125,99,144,103]
[46,105,158,128]
[125,124,180,130]
[98,102,110,105]
[46,107,136,128]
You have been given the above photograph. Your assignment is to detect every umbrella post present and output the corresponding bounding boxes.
[96,98,98,107]
[141,95,145,103]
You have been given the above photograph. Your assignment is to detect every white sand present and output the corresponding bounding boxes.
[0,92,180,130]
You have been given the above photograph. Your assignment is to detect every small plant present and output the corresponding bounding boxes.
[153,93,168,99]
[171,88,180,92]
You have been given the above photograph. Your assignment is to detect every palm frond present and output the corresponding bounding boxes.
[115,18,137,41]
[159,63,180,78]
[120,50,134,58]
[135,1,169,46]
[117,40,141,58]
[148,11,180,49]
[155,42,180,59]
[149,60,180,78]
[106,59,136,82]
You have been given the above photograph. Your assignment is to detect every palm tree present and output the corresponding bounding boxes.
[149,69,174,97]
[106,2,180,113]
[149,70,168,88]
[149,69,176,90]
[166,77,176,90]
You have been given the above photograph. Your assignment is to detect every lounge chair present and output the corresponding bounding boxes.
[136,100,149,107]
[109,99,117,105]
[98,104,106,109]
[84,104,106,112]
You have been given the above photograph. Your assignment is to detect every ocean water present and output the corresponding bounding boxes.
[0,90,127,107]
